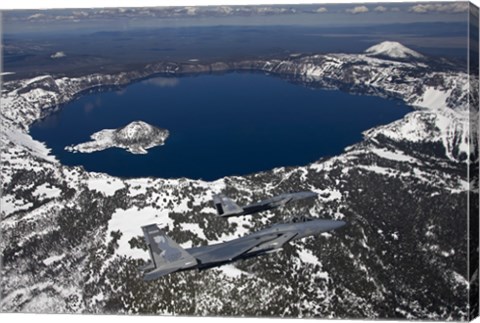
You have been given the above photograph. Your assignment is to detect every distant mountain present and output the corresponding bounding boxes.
[365,41,424,59]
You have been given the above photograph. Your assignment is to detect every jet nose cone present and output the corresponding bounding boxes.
[317,219,346,232]
[332,220,347,229]
[304,191,318,198]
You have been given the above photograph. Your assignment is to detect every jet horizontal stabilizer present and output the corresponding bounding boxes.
[138,261,155,273]
[143,267,182,281]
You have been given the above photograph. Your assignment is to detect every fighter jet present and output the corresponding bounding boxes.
[212,191,318,218]
[139,217,345,281]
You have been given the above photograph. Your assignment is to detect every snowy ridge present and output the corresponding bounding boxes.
[259,53,473,162]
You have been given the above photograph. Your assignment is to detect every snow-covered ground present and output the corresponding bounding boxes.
[106,206,174,259]
[0,41,476,318]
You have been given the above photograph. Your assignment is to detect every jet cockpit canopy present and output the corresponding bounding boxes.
[290,215,315,223]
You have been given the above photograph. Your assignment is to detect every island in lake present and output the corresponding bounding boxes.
[65,121,169,154]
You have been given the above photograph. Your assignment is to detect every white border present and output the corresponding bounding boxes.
[1,1,479,323]
[0,0,477,10]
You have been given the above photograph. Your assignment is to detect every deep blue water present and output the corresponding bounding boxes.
[30,73,411,180]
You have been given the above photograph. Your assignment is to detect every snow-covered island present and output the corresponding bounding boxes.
[65,121,169,154]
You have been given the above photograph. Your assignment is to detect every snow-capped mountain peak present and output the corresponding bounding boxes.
[116,120,156,140]
[365,41,424,59]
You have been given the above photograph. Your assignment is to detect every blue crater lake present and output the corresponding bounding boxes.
[30,73,411,180]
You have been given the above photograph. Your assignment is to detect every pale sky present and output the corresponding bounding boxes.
[2,2,473,34]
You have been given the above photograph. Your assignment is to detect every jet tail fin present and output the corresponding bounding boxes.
[141,224,198,281]
[212,194,244,217]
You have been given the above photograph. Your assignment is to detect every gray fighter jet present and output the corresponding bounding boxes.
[139,217,345,281]
[212,191,318,218]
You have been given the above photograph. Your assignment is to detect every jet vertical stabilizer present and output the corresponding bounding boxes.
[141,224,198,281]
[212,193,244,217]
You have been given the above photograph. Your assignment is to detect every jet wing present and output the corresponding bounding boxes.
[194,232,296,264]
[269,196,293,207]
